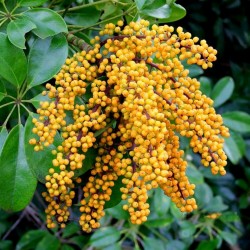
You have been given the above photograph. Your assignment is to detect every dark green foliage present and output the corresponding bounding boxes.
[0,0,249,249]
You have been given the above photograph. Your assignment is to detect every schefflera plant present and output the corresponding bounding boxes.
[29,19,230,233]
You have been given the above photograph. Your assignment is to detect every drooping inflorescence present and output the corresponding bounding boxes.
[30,19,230,232]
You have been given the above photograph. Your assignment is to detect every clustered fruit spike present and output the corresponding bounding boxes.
[30,19,230,232]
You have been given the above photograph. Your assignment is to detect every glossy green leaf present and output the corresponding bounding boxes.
[100,3,118,20]
[141,4,170,19]
[24,8,67,39]
[211,76,234,107]
[7,16,36,49]
[182,59,204,77]
[160,3,186,22]
[153,188,171,217]
[170,202,185,219]
[0,33,27,86]
[16,230,48,250]
[205,196,228,212]
[194,183,213,208]
[61,245,75,250]
[89,227,120,248]
[0,127,8,155]
[179,221,196,239]
[236,179,248,190]
[102,243,122,250]
[69,236,89,249]
[145,216,173,228]
[166,240,186,250]
[30,92,51,109]
[64,7,101,26]
[0,240,13,250]
[199,76,212,97]
[0,81,6,102]
[35,234,60,250]
[27,34,68,87]
[106,201,129,220]
[222,111,250,134]
[104,177,123,209]
[219,211,240,223]
[135,0,147,10]
[196,239,219,250]
[224,130,245,164]
[62,223,80,238]
[74,147,97,177]
[143,238,165,250]
[17,0,48,6]
[219,231,237,246]
[0,125,37,212]
[24,114,62,183]
[186,163,204,184]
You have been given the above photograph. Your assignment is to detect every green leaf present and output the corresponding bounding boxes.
[135,0,147,10]
[0,127,8,155]
[141,4,170,19]
[182,59,204,77]
[103,243,122,250]
[30,92,51,109]
[64,7,101,26]
[219,231,238,246]
[219,211,240,223]
[24,8,67,39]
[7,16,36,49]
[89,227,120,248]
[35,234,60,250]
[194,183,213,208]
[222,111,250,134]
[69,236,89,249]
[17,0,48,6]
[186,163,204,185]
[160,3,186,22]
[0,125,37,212]
[61,245,75,250]
[153,188,171,217]
[143,238,165,250]
[0,81,6,102]
[106,201,129,220]
[235,179,248,190]
[199,76,212,97]
[145,216,173,228]
[239,195,248,209]
[27,34,68,87]
[74,147,97,177]
[224,130,246,164]
[211,77,234,107]
[0,33,27,86]
[196,239,219,250]
[170,202,185,219]
[62,222,80,238]
[24,114,62,183]
[16,230,48,250]
[205,196,228,213]
[179,221,196,239]
[0,240,13,250]
[166,240,186,250]
[104,177,123,209]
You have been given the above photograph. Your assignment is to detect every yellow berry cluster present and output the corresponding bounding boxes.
[30,19,230,232]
